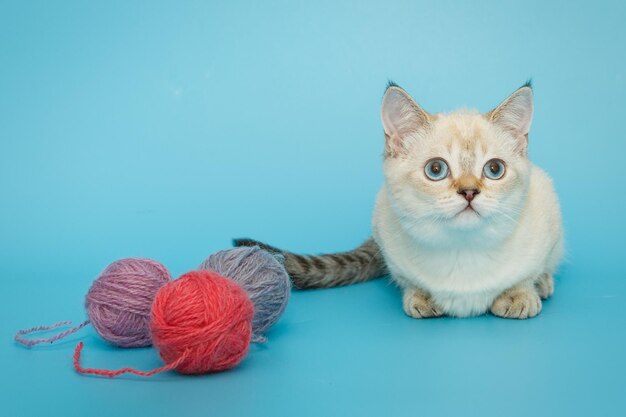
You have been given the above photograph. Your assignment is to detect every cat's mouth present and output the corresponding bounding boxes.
[456,204,480,217]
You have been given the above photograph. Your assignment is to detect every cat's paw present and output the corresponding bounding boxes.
[490,287,542,319]
[535,273,554,300]
[402,287,443,319]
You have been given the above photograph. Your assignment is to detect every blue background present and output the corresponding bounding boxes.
[2,1,625,416]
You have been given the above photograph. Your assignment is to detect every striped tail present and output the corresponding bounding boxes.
[232,237,387,289]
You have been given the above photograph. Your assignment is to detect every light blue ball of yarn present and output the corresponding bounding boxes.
[199,246,291,343]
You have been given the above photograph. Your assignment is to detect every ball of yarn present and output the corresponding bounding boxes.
[150,270,253,374]
[86,258,171,348]
[199,246,291,342]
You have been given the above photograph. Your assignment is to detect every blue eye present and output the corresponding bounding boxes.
[483,159,506,180]
[424,159,449,181]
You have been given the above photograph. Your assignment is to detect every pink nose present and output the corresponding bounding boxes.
[458,188,480,202]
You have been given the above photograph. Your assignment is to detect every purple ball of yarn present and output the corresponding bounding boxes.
[199,246,291,343]
[86,258,171,348]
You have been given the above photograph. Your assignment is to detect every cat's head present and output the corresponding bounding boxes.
[381,82,533,247]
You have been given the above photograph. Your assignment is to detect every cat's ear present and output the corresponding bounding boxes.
[487,83,533,154]
[381,84,430,157]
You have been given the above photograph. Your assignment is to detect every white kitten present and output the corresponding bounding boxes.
[235,82,564,319]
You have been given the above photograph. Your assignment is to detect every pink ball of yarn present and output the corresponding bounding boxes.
[86,258,171,347]
[150,270,254,374]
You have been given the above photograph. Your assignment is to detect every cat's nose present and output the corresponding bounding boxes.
[458,187,480,202]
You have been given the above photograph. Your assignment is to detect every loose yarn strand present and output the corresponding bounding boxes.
[73,342,189,378]
[15,320,90,347]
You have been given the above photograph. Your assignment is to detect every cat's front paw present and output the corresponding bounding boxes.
[402,287,443,319]
[535,273,554,300]
[490,287,542,319]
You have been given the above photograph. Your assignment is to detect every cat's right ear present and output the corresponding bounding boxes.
[381,85,430,157]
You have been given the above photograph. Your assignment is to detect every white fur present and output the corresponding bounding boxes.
[372,86,563,317]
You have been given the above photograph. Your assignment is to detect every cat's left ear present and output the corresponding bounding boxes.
[487,83,533,155]
[381,84,431,157]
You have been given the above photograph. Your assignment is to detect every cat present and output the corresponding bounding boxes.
[235,81,564,319]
